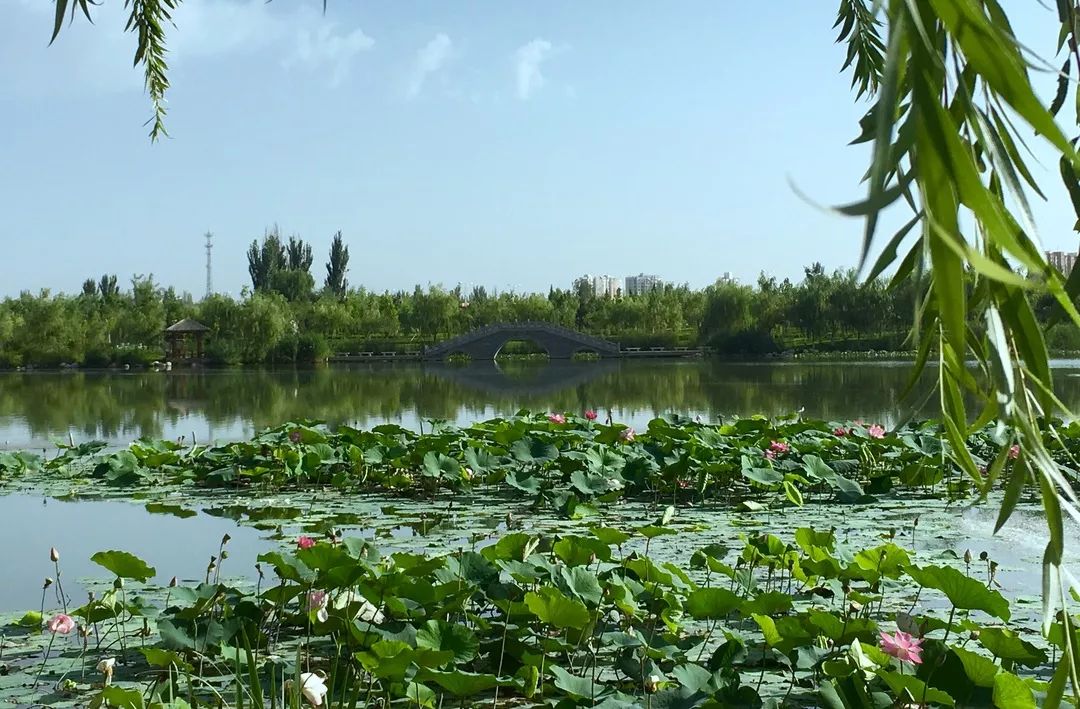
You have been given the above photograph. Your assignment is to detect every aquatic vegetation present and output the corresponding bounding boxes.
[1,518,1071,707]
[11,413,1074,516]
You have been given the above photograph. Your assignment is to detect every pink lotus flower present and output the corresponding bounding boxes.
[1008,444,1020,460]
[289,430,302,444]
[584,410,598,421]
[307,590,329,623]
[548,413,566,424]
[47,613,76,635]
[867,424,886,439]
[619,428,636,443]
[297,536,316,550]
[764,449,777,461]
[879,630,923,664]
[769,440,790,455]
[833,427,849,437]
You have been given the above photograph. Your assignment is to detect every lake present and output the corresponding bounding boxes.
[7,358,1080,450]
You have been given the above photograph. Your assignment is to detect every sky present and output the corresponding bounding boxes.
[1,1,1076,298]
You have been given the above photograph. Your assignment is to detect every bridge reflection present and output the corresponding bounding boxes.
[423,359,621,396]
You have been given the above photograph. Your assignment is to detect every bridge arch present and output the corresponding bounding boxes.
[423,322,620,361]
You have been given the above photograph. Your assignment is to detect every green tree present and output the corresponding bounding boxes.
[286,235,313,272]
[247,227,286,292]
[98,274,119,300]
[324,231,350,297]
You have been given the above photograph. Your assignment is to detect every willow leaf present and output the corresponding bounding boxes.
[929,0,1078,160]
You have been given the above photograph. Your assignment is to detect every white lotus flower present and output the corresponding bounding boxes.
[299,672,328,707]
[644,674,661,693]
[357,597,385,624]
[97,657,116,685]
[335,590,386,624]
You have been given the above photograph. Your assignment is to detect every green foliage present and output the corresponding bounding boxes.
[323,230,350,297]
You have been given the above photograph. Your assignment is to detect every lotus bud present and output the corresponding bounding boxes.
[97,657,116,685]
[113,578,123,590]
[169,576,178,588]
[43,577,54,589]
[969,630,980,641]
[221,534,231,546]
[50,547,60,562]
[848,601,863,615]
[964,549,972,564]
[644,675,661,693]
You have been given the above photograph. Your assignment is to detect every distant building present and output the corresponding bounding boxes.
[577,274,621,298]
[624,273,664,296]
[1047,250,1079,276]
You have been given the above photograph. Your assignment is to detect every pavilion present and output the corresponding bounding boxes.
[164,318,210,360]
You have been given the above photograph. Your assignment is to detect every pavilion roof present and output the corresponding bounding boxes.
[164,318,210,333]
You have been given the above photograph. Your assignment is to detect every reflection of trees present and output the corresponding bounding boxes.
[5,363,1080,444]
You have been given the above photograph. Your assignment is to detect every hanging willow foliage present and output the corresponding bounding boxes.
[837,0,1080,701]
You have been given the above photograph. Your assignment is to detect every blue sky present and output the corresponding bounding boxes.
[1,1,1073,297]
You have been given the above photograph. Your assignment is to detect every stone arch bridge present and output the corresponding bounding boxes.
[422,322,620,361]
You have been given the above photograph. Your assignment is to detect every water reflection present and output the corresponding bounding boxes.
[0,495,269,612]
[4,360,1080,449]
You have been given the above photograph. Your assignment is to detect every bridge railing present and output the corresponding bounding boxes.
[424,321,620,355]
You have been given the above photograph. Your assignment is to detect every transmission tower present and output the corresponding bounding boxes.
[204,232,214,298]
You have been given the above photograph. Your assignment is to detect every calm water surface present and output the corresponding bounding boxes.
[7,358,1080,450]
[4,359,1080,613]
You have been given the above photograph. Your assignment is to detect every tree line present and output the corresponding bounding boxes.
[2,228,1071,367]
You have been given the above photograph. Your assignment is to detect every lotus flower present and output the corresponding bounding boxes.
[867,424,886,439]
[299,672,328,707]
[97,657,116,685]
[644,674,661,693]
[833,426,849,437]
[297,536,316,550]
[548,413,566,424]
[769,440,790,455]
[619,428,636,443]
[584,410,598,421]
[879,630,923,664]
[307,590,328,623]
[357,596,385,624]
[764,449,777,461]
[1008,444,1020,459]
[289,430,302,444]
[46,613,75,635]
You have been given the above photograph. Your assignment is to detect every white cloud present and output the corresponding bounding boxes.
[285,24,375,87]
[1,0,375,96]
[407,33,453,99]
[514,38,553,100]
